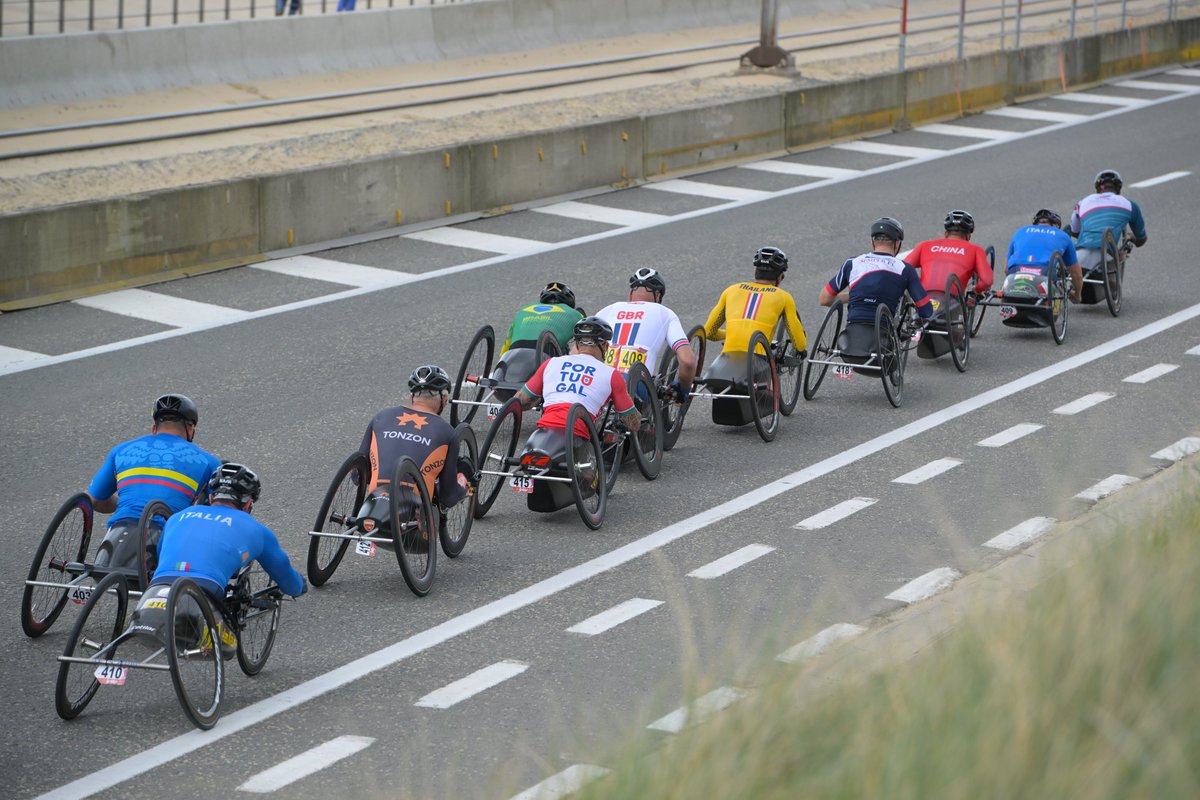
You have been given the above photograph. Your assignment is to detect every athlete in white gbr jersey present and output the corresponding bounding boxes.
[595,268,697,402]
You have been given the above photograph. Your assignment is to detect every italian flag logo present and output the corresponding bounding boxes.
[175,561,191,571]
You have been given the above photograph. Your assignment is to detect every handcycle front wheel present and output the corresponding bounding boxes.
[626,362,663,481]
[55,571,128,721]
[307,452,370,587]
[167,578,225,730]
[566,404,607,530]
[232,566,281,678]
[804,301,842,401]
[747,330,780,442]
[450,324,496,427]
[391,456,437,597]
[23,492,94,638]
[475,398,523,519]
[440,424,478,558]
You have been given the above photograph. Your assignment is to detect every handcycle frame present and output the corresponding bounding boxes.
[970,251,1070,345]
[450,324,562,428]
[1078,227,1130,317]
[688,329,790,442]
[654,324,707,452]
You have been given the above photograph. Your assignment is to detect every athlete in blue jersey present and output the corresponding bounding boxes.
[820,217,933,324]
[86,394,222,572]
[1069,169,1148,274]
[1005,209,1082,301]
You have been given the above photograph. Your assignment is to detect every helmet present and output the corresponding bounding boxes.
[408,364,451,395]
[572,316,613,346]
[1032,209,1062,228]
[870,217,904,242]
[152,393,198,425]
[207,462,261,505]
[943,209,975,234]
[752,246,789,276]
[1094,169,1123,192]
[629,267,667,298]
[540,281,576,308]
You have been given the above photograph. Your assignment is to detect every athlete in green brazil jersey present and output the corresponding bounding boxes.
[501,281,584,353]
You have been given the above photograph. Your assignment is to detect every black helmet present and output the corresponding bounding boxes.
[1094,169,1123,192]
[1032,209,1062,228]
[207,462,261,505]
[540,281,576,308]
[870,217,904,243]
[629,267,667,298]
[153,393,198,425]
[753,246,789,276]
[943,209,975,234]
[572,316,613,346]
[408,364,451,395]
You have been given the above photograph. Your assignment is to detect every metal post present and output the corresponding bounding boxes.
[118,0,124,28]
[899,0,908,72]
[61,0,67,31]
[1000,0,1007,50]
[740,0,792,69]
[145,0,150,27]
[27,0,33,34]
[198,0,203,23]
[1091,0,1097,34]
[1120,0,1126,28]
[171,0,177,24]
[957,0,966,61]
[90,0,95,29]
[224,0,229,19]
[1068,0,1076,39]
[1015,0,1022,48]
[250,0,255,19]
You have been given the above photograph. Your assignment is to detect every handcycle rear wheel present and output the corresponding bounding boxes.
[1101,228,1122,317]
[475,398,523,519]
[945,274,970,373]
[627,362,663,480]
[747,330,780,442]
[451,325,495,427]
[660,324,705,452]
[232,566,281,677]
[307,452,370,587]
[1049,252,1069,345]
[391,456,438,597]
[566,404,607,530]
[876,303,904,408]
[55,572,127,720]
[772,317,804,416]
[439,424,478,558]
[22,493,94,638]
[136,499,171,591]
[803,301,842,401]
[167,578,225,730]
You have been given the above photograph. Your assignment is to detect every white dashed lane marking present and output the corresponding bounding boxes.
[833,140,945,158]
[1075,474,1139,502]
[1122,363,1178,383]
[919,123,1017,140]
[687,544,774,579]
[886,567,960,604]
[530,200,669,227]
[1151,437,1200,462]
[641,178,771,201]
[794,497,877,530]
[976,423,1043,447]
[73,289,250,327]
[509,765,610,800]
[1114,79,1200,93]
[1187,344,1200,356]
[892,458,962,485]
[647,687,748,734]
[252,255,415,288]
[983,517,1056,550]
[984,106,1086,123]
[777,623,867,664]
[414,660,528,709]
[1056,91,1145,106]
[1129,171,1190,188]
[0,345,44,369]
[1053,392,1115,415]
[739,160,861,179]
[1167,68,1200,78]
[566,598,662,636]
[403,227,549,255]
[236,736,375,794]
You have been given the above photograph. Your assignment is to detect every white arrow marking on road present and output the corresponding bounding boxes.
[641,179,771,201]
[794,497,877,530]
[237,736,375,794]
[886,567,961,604]
[252,256,415,288]
[530,201,669,227]
[892,458,962,485]
[567,598,663,636]
[0,345,44,369]
[1075,474,1139,502]
[984,106,1086,123]
[1150,437,1200,462]
[404,227,549,255]
[919,123,1017,140]
[739,160,861,179]
[509,765,611,800]
[977,423,1043,447]
[1055,92,1145,106]
[647,687,748,734]
[1053,392,1115,415]
[1122,363,1178,383]
[688,544,775,579]
[777,623,867,664]
[983,517,1057,550]
[1130,171,1190,188]
[73,289,249,327]
[415,660,529,709]
[834,140,945,158]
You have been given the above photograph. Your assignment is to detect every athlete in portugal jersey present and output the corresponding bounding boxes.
[500,281,584,354]
[86,393,222,570]
[1068,168,1148,274]
[1006,209,1081,300]
[820,218,933,324]
[903,209,994,296]
[704,247,808,354]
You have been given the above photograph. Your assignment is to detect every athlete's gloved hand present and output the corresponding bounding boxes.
[294,576,308,598]
[669,380,690,403]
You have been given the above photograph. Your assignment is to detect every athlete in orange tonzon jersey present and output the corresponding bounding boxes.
[903,209,994,295]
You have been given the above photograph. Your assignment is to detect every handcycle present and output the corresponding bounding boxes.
[912,274,971,372]
[450,324,564,430]
[22,494,174,638]
[969,252,1070,345]
[1077,227,1131,317]
[966,245,997,338]
[306,424,479,597]
[55,562,285,730]
[802,296,928,408]
[654,324,707,451]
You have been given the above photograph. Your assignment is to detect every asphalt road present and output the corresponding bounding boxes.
[2,71,1199,800]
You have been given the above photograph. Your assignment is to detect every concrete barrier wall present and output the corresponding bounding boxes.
[2,17,1197,309]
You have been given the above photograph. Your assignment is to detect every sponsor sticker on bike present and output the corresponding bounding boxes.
[486,404,502,420]
[69,586,93,605]
[94,664,127,686]
[355,540,376,557]
[833,365,854,380]
[1000,305,1018,319]
[509,476,535,493]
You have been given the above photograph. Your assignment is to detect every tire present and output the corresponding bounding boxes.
[661,325,705,452]
[1049,252,1069,346]
[876,304,904,408]
[772,317,804,416]
[232,566,280,677]
[167,578,224,730]
[566,404,606,530]
[626,363,663,480]
[391,456,437,597]
[597,401,624,493]
[307,453,369,587]
[136,500,171,591]
[475,398,522,519]
[22,493,94,638]
[535,329,562,364]
[803,302,842,401]
[439,424,478,558]
[451,325,495,426]
[747,330,779,442]
[1102,228,1122,317]
[945,274,969,373]
[971,246,995,338]
[55,572,127,720]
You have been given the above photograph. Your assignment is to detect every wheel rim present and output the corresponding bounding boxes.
[307,454,367,586]
[452,326,494,426]
[475,401,521,518]
[56,573,125,719]
[392,458,436,596]
[803,303,840,400]
[629,365,663,480]
[567,405,605,529]
[440,425,477,557]
[168,581,223,729]
[24,494,93,637]
[234,567,279,676]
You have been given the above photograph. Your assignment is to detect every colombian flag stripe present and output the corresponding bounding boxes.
[116,467,201,491]
[116,477,197,498]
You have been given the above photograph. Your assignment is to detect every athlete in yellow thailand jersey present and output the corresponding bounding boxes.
[703,246,807,354]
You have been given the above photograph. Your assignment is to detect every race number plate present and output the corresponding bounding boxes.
[69,585,93,605]
[95,664,127,686]
[509,476,535,493]
[355,540,376,557]
[486,403,502,420]
[999,305,1017,319]
[833,365,854,380]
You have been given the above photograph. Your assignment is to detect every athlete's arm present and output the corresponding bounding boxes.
[902,242,925,272]
[609,372,641,433]
[664,312,697,389]
[780,291,808,352]
[518,361,549,410]
[703,290,728,342]
[973,245,995,293]
[255,524,307,597]
[437,435,466,509]
[819,260,852,306]
[1069,203,1083,236]
[1129,201,1148,246]
[500,317,517,355]
[904,266,934,319]
[357,422,373,456]
[86,446,120,514]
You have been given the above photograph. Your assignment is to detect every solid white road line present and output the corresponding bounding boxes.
[414,661,529,709]
[739,160,861,179]
[919,123,1016,140]
[251,255,414,288]
[530,201,668,227]
[1151,437,1200,462]
[794,497,877,530]
[1130,170,1191,188]
[1075,474,1139,502]
[1053,391,1115,415]
[509,765,610,800]
[647,687,748,734]
[1114,79,1200,93]
[641,178,771,201]
[833,140,945,158]
[886,567,960,604]
[977,423,1043,447]
[1167,68,1200,78]
[892,458,962,485]
[1056,91,1145,106]
[984,106,1086,123]
[983,517,1056,550]
[777,623,867,664]
[404,227,548,255]
[35,287,1200,800]
[237,736,375,794]
[73,289,249,327]
[1188,344,1200,356]
[0,345,44,369]
[566,598,663,636]
[688,544,775,579]
[1122,363,1178,383]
